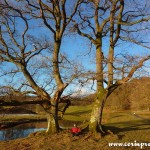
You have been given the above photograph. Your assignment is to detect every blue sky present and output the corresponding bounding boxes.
[0,0,150,96]
[0,21,150,95]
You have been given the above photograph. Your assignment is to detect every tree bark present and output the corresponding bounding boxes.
[89,87,106,133]
[53,40,63,86]
[46,111,58,133]
[108,1,116,86]
[89,44,105,133]
[46,113,57,134]
[95,44,104,90]
[108,46,114,86]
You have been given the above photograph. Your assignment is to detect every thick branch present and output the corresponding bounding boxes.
[38,0,55,33]
[117,55,150,84]
[76,24,95,43]
[117,17,150,26]
[120,36,150,50]
[114,0,124,44]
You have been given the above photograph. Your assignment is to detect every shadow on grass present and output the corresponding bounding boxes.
[65,110,91,116]
[110,114,126,119]
[129,113,150,120]
[104,119,150,135]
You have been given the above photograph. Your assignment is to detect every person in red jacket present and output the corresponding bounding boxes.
[70,124,81,136]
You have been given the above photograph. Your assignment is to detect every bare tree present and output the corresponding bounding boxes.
[0,0,82,133]
[74,0,150,133]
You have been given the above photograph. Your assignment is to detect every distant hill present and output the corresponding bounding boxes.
[106,77,150,111]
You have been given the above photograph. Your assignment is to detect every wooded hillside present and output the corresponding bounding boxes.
[106,77,150,110]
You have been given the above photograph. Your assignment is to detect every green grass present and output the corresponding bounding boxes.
[65,105,92,114]
[1,106,150,149]
[63,105,92,122]
[62,105,150,141]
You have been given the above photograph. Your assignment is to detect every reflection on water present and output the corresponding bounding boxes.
[0,122,47,141]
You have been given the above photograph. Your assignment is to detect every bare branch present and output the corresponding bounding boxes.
[120,36,150,50]
[117,55,150,84]
[38,0,55,33]
[117,17,150,26]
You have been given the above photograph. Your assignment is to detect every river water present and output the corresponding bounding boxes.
[0,116,47,141]
[0,126,46,141]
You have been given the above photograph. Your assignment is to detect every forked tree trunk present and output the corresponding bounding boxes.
[46,87,65,133]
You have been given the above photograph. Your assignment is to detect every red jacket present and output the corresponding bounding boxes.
[70,127,81,133]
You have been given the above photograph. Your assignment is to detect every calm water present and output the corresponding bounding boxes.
[0,122,47,141]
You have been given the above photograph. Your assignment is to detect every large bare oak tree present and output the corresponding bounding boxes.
[0,0,82,133]
[74,0,150,133]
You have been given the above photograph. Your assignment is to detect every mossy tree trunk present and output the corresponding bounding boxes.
[89,88,106,133]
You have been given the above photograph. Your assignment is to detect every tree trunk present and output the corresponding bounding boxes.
[108,1,116,86]
[108,46,114,86]
[46,112,58,133]
[89,88,106,133]
[95,44,103,90]
[45,96,60,133]
[46,113,58,134]
[89,44,105,133]
[45,85,66,133]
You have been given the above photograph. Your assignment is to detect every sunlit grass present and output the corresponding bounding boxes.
[63,105,150,132]
[65,105,92,114]
[62,105,92,122]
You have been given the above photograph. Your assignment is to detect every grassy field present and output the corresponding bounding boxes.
[65,105,150,141]
[0,105,150,149]
[63,106,150,149]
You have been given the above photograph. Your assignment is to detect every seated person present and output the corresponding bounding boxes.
[70,124,81,136]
